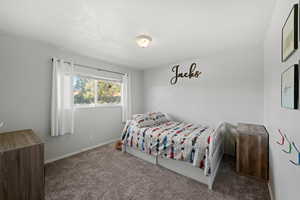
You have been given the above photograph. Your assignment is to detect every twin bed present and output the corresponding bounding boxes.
[121,112,225,190]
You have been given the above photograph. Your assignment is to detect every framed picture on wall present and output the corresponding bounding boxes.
[281,64,299,109]
[282,4,298,62]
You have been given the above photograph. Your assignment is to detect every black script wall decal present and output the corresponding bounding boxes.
[170,63,202,85]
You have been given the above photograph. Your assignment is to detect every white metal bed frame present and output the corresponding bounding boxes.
[122,121,225,190]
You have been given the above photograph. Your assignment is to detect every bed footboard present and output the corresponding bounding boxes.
[207,121,226,189]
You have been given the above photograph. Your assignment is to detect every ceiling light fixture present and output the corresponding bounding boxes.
[136,34,152,48]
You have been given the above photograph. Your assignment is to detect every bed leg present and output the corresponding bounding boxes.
[208,176,214,190]
[208,182,213,190]
[122,143,126,153]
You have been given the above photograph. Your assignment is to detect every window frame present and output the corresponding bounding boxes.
[72,73,123,109]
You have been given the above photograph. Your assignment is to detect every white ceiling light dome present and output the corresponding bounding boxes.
[136,34,152,48]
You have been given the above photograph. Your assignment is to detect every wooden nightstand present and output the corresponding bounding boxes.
[236,123,269,181]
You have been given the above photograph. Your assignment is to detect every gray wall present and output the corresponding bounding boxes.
[264,0,300,199]
[0,33,144,161]
[143,47,264,127]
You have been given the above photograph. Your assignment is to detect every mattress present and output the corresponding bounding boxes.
[121,120,213,169]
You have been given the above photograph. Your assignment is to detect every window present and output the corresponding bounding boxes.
[73,76,95,105]
[73,75,121,106]
[97,80,121,104]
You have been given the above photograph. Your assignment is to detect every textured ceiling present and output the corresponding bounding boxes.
[0,0,275,69]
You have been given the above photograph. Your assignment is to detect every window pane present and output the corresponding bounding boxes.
[97,80,121,104]
[73,76,95,104]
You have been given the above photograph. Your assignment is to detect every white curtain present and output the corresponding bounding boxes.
[51,58,74,136]
[122,73,132,122]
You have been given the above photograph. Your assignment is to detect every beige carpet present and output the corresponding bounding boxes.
[45,143,270,200]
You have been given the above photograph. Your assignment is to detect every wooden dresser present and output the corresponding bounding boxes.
[0,129,44,200]
[236,123,269,181]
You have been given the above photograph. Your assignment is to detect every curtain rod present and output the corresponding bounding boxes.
[51,58,126,76]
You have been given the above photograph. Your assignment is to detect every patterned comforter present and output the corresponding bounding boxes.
[121,120,213,171]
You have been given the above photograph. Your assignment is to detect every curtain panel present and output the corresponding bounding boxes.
[122,73,132,123]
[51,58,74,136]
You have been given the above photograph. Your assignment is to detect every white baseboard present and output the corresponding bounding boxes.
[268,182,274,200]
[45,138,119,164]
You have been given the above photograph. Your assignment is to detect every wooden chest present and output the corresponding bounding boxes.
[236,123,269,181]
[0,129,44,200]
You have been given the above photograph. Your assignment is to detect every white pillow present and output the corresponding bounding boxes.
[148,112,169,125]
[133,114,155,128]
